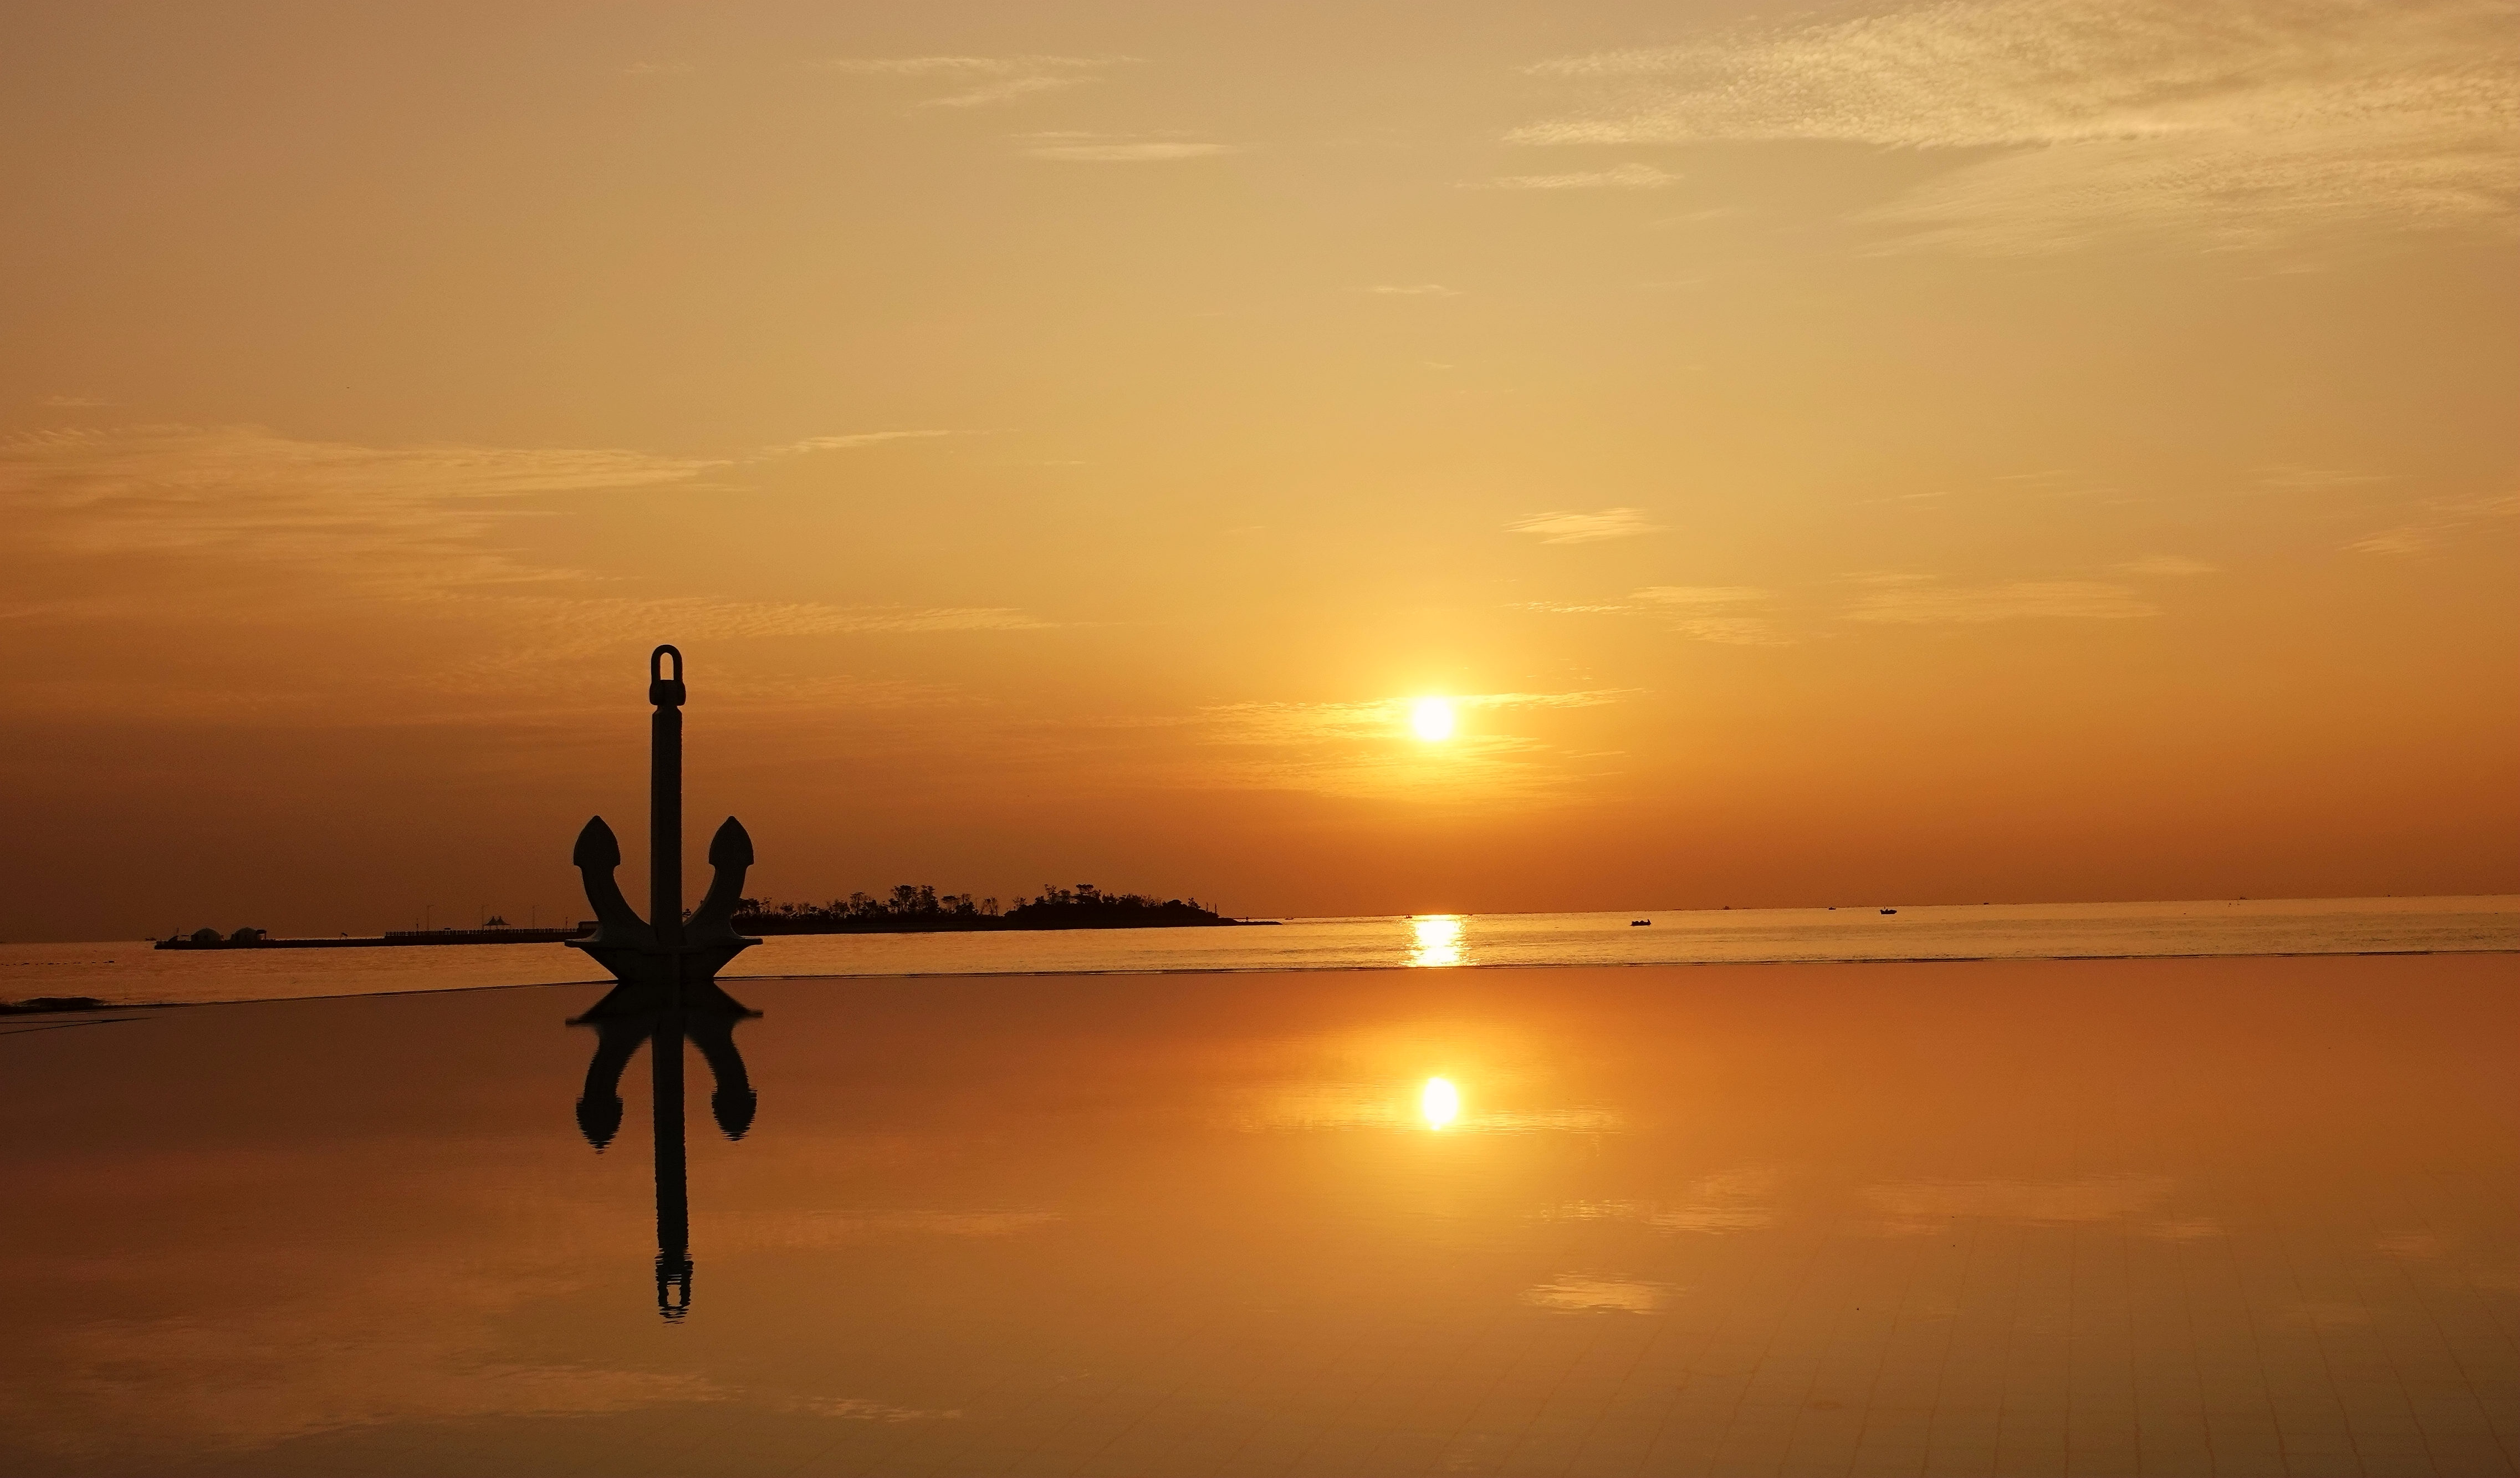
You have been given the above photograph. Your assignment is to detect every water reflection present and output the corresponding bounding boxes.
[1407,915,1465,968]
[571,1000,758,1320]
[1421,1076,1459,1129]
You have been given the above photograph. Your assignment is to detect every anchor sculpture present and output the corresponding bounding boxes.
[565,644,760,1319]
[568,644,760,1018]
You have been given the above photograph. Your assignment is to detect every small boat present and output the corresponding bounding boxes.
[1630,919,1651,926]
[1879,908,1897,915]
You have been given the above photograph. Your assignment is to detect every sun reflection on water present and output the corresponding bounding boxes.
[1408,915,1465,968]
[1422,1077,1459,1129]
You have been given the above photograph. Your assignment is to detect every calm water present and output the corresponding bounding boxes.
[7,895,2517,1008]
[2,955,2514,1476]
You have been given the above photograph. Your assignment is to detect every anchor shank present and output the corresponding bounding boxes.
[650,652,685,955]
[651,1012,692,1317]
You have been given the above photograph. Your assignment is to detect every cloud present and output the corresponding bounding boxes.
[2117,554,2219,575]
[1506,507,1662,544]
[1482,163,1680,190]
[815,55,1128,109]
[1187,690,1631,798]
[1367,283,1463,296]
[1633,584,1791,644]
[1541,1170,1781,1234]
[1023,139,1237,162]
[0,424,715,583]
[1865,1174,2175,1235]
[1633,584,1768,608]
[1845,577,2158,622]
[620,62,691,78]
[461,595,1051,644]
[0,425,1052,720]
[1204,689,1627,743]
[2345,490,2519,554]
[36,395,109,407]
[1513,585,1792,642]
[927,75,1093,109]
[817,55,1111,77]
[0,424,973,579]
[2259,464,2392,491]
[759,430,963,457]
[1513,0,2520,253]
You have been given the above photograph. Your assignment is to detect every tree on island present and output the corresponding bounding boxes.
[728,881,1238,934]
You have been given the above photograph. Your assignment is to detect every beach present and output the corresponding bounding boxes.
[5,950,2512,1476]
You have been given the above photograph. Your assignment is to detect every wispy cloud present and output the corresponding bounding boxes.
[35,395,109,408]
[1,424,715,582]
[1514,585,1792,643]
[1367,283,1463,296]
[1514,0,2520,253]
[1507,507,1663,544]
[815,55,1127,109]
[759,430,964,457]
[1481,163,1680,190]
[2,424,975,575]
[1633,585,1791,644]
[1510,600,1633,614]
[620,62,692,79]
[2346,491,2519,554]
[1634,585,1768,607]
[1189,690,1631,798]
[1845,577,2158,623]
[0,425,1051,720]
[2259,464,2392,491]
[2117,554,2219,576]
[817,55,1112,77]
[1021,136,1238,162]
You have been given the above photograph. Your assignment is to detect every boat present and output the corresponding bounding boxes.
[1630,919,1651,926]
[1879,908,1897,915]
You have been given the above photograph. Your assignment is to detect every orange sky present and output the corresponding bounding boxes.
[3,1,2515,940]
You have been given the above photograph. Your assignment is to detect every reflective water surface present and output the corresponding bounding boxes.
[3,956,2514,1476]
[11,895,2518,1008]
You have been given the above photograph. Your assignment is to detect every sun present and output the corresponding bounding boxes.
[1422,1077,1459,1129]
[1410,697,1455,742]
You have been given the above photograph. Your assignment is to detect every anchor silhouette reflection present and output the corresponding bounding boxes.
[561,644,765,1319]
[572,1003,757,1319]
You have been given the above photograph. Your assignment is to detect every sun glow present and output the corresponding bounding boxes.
[1410,697,1455,742]
[1408,915,1464,967]
[1422,1077,1460,1129]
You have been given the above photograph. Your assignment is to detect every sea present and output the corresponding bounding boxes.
[7,894,2515,1008]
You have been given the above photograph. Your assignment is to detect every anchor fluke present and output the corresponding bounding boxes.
[688,816,757,947]
[573,816,623,870]
[707,816,753,870]
[577,1092,625,1150]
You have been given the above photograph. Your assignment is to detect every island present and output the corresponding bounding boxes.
[155,884,1271,949]
[731,883,1273,934]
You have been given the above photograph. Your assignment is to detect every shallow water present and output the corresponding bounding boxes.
[2,955,2513,1476]
[8,895,2518,1007]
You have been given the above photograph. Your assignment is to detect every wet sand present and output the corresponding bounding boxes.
[2,955,2513,1476]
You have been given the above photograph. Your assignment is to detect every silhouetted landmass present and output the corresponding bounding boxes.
[157,924,593,951]
[732,883,1270,934]
[0,996,111,1015]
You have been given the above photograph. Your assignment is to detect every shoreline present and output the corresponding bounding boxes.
[8,941,2516,1019]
